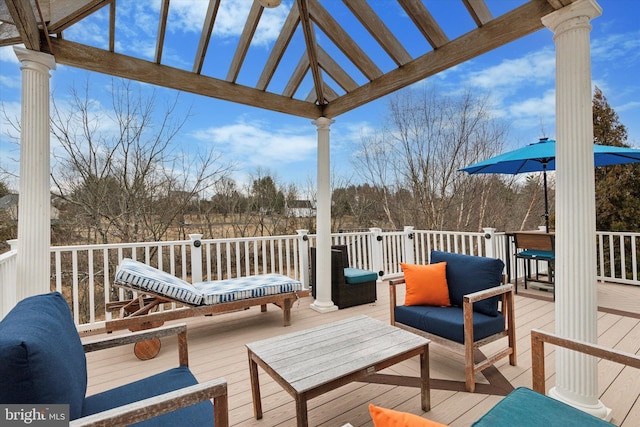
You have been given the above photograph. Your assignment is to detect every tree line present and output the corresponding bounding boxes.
[1,80,638,252]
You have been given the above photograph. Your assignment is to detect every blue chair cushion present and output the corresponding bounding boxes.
[394,305,505,343]
[430,251,504,317]
[82,366,214,426]
[472,387,610,426]
[343,268,378,284]
[0,292,87,420]
[517,250,554,260]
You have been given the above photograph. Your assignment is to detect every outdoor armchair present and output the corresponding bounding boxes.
[311,245,378,309]
[0,292,228,426]
[390,250,516,392]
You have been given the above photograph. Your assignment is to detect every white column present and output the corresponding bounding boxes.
[14,47,56,301]
[310,117,338,313]
[542,0,611,420]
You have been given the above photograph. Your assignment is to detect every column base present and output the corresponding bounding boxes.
[548,387,612,421]
[310,300,338,313]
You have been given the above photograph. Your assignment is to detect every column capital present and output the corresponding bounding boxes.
[542,0,602,36]
[13,47,56,71]
[312,116,335,130]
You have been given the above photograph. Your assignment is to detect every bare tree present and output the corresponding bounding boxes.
[353,86,508,231]
[50,78,234,244]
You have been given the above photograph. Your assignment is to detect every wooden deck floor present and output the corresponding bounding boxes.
[84,281,640,426]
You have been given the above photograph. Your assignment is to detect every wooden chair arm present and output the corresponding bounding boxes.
[83,323,189,366]
[69,378,229,427]
[531,329,640,394]
[389,277,406,287]
[463,284,513,304]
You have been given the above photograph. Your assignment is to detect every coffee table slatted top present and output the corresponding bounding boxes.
[246,315,429,393]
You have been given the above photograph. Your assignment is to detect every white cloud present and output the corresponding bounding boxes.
[162,0,287,46]
[592,31,640,64]
[0,45,20,64]
[466,48,556,91]
[191,119,316,169]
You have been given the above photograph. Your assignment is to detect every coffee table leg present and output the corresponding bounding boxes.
[420,343,431,411]
[295,394,308,427]
[248,350,263,419]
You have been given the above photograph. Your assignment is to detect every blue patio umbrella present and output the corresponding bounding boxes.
[460,138,640,232]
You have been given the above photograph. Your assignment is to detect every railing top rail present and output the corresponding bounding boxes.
[51,240,191,251]
[49,234,304,251]
[200,234,300,244]
[0,250,17,262]
[595,231,640,237]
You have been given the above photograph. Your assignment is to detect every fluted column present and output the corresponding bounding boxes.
[14,47,56,301]
[310,117,338,313]
[542,0,610,420]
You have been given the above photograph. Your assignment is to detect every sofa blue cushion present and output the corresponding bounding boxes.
[82,366,214,426]
[0,292,87,420]
[430,251,504,317]
[343,268,378,284]
[472,387,610,426]
[394,305,505,343]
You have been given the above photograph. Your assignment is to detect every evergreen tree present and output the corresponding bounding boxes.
[593,87,640,231]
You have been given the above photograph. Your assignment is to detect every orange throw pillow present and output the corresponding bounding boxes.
[369,404,448,427]
[400,262,450,307]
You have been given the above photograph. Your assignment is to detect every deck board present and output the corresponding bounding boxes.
[84,280,640,426]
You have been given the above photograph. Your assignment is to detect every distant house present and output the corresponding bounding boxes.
[286,200,316,218]
[0,194,59,221]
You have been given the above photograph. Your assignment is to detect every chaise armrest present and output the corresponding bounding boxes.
[70,378,228,427]
[83,323,190,365]
[78,323,229,427]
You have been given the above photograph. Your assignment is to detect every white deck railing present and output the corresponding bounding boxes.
[0,244,17,320]
[0,228,638,329]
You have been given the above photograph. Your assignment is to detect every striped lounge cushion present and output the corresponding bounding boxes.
[114,258,204,305]
[195,274,304,305]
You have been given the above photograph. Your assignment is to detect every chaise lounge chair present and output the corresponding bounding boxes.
[107,258,309,358]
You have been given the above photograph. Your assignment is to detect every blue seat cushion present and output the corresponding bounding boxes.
[430,251,504,317]
[517,250,554,260]
[472,387,610,426]
[82,366,214,426]
[343,268,378,284]
[395,305,505,344]
[0,292,87,420]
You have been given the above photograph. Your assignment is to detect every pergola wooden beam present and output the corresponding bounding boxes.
[226,0,262,83]
[155,0,170,64]
[398,0,449,49]
[463,0,493,26]
[5,0,40,50]
[256,1,299,91]
[323,0,555,118]
[192,0,219,74]
[344,0,412,66]
[309,0,382,81]
[49,37,322,119]
[297,0,323,104]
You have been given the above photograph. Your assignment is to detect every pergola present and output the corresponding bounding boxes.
[0,0,608,419]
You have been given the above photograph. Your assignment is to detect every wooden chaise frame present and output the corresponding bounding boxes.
[105,286,309,359]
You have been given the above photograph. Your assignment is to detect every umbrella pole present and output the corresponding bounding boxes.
[543,164,550,233]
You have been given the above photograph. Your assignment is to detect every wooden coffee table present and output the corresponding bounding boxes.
[246,315,430,426]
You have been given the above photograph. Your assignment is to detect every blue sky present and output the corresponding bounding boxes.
[0,0,638,193]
